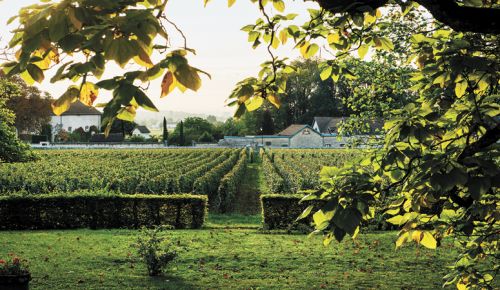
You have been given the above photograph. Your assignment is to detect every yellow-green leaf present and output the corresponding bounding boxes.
[273,0,285,12]
[327,33,340,44]
[420,231,437,249]
[52,87,79,116]
[279,30,288,45]
[117,105,136,122]
[267,94,281,109]
[395,231,410,248]
[174,65,202,91]
[80,82,99,106]
[358,44,369,59]
[27,64,44,83]
[244,96,263,111]
[455,80,467,98]
[386,215,406,225]
[301,43,319,59]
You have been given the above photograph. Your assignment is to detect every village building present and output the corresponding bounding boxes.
[219,124,345,148]
[312,116,346,134]
[49,100,102,135]
[218,116,386,148]
[132,125,152,139]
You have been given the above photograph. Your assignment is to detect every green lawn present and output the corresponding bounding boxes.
[0,214,459,290]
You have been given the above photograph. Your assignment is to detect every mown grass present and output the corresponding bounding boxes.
[0,214,459,290]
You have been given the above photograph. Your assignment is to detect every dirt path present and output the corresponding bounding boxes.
[233,162,263,215]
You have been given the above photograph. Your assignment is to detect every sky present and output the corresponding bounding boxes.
[0,0,318,117]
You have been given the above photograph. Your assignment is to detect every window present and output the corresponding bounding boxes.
[281,144,288,147]
[68,127,72,132]
[85,126,89,131]
[265,141,272,146]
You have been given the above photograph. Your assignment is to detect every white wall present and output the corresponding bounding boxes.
[290,128,323,148]
[132,129,151,139]
[50,115,101,133]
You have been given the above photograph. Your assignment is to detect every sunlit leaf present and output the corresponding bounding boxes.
[267,94,281,109]
[160,71,175,97]
[79,82,99,106]
[52,86,80,116]
[244,96,263,111]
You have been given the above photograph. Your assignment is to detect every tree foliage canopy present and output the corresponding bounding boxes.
[3,0,499,288]
[0,78,36,162]
[2,76,52,134]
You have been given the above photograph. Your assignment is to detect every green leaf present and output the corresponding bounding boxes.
[96,79,119,90]
[374,37,394,51]
[174,65,202,91]
[296,205,314,221]
[27,63,44,83]
[52,86,80,116]
[332,208,361,236]
[48,10,69,41]
[116,106,136,122]
[467,177,491,200]
[134,89,159,112]
[105,38,139,68]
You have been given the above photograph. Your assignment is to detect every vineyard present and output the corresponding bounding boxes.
[0,148,247,214]
[261,149,360,193]
[0,147,362,229]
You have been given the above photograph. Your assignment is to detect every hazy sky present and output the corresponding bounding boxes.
[0,0,318,116]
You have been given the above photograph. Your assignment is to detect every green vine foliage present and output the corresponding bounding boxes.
[0,78,36,163]
[3,0,499,289]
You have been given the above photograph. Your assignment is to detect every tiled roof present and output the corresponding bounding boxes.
[276,124,308,136]
[135,125,151,134]
[313,117,345,133]
[53,100,102,116]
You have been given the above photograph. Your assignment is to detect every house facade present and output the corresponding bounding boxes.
[50,101,102,136]
[220,124,337,148]
[132,125,151,139]
[220,115,385,148]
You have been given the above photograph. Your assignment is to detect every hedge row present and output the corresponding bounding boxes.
[215,150,247,213]
[261,194,325,230]
[261,194,398,231]
[0,192,207,230]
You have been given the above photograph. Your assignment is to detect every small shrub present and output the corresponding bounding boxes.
[134,226,178,276]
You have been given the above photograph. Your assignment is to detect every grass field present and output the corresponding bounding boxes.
[0,214,459,290]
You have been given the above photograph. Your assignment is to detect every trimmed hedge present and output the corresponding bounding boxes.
[0,192,207,230]
[261,194,398,231]
[261,194,325,230]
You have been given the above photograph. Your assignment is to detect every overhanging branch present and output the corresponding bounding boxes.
[313,0,500,34]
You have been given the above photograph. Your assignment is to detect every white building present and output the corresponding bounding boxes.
[132,125,151,139]
[220,116,385,148]
[312,116,346,134]
[220,124,327,148]
[50,100,102,135]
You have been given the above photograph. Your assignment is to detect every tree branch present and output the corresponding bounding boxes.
[313,0,500,34]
